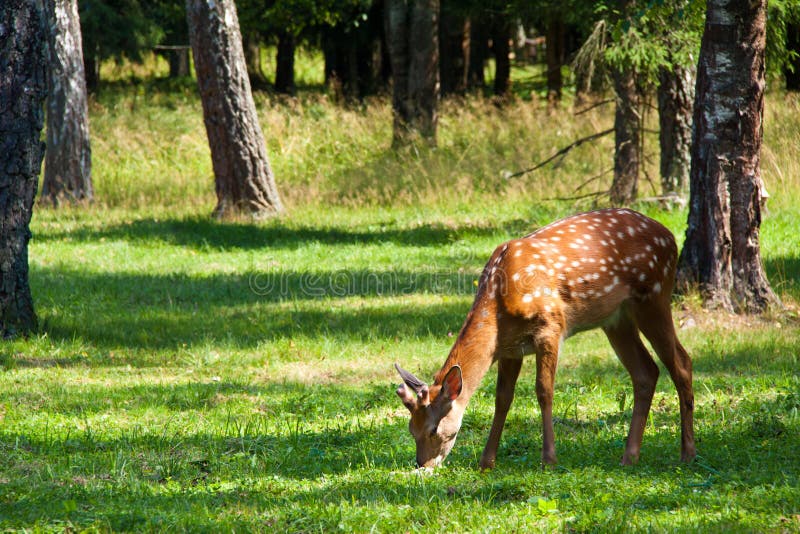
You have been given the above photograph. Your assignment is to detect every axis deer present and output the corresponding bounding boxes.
[396,208,695,469]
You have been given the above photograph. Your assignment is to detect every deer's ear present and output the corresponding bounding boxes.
[396,383,417,411]
[441,365,463,401]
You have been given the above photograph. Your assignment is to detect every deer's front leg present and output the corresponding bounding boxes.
[535,339,560,466]
[479,357,523,470]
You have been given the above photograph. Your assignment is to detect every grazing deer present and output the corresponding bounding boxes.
[396,208,695,469]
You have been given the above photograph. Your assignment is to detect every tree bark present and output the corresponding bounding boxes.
[490,17,511,98]
[385,0,440,145]
[677,0,777,313]
[609,67,640,205]
[439,2,469,96]
[545,15,565,103]
[275,32,295,95]
[0,0,46,336]
[657,63,694,197]
[186,0,284,218]
[42,0,93,206]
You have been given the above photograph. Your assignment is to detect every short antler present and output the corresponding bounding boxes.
[395,363,430,408]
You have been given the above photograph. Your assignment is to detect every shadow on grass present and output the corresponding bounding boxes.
[31,266,474,356]
[35,215,534,251]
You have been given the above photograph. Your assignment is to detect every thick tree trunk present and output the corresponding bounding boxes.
[439,2,469,96]
[186,0,284,218]
[0,0,46,336]
[490,18,511,98]
[467,17,488,90]
[786,23,800,91]
[42,0,93,206]
[657,63,694,197]
[275,32,295,95]
[545,15,565,103]
[610,67,640,205]
[385,0,439,145]
[677,0,777,313]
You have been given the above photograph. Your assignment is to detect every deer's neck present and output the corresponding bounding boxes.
[435,299,499,402]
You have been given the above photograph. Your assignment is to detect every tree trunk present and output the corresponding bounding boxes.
[42,0,93,206]
[385,0,440,145]
[491,17,511,98]
[545,15,565,103]
[0,0,46,336]
[468,16,489,90]
[677,0,777,313]
[243,33,267,89]
[275,32,295,95]
[168,47,191,78]
[657,63,694,197]
[186,0,284,218]
[439,2,469,96]
[786,23,800,91]
[610,67,640,205]
[83,50,98,92]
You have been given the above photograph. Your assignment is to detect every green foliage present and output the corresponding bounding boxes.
[600,0,704,84]
[767,0,800,78]
[79,0,163,63]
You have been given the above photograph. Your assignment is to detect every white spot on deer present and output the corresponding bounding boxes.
[600,265,607,272]
[617,231,625,239]
[569,243,579,249]
[554,262,563,269]
[558,255,567,262]
[627,226,636,236]
[557,273,566,281]
[533,254,540,259]
[525,265,537,274]
[639,273,647,282]
[604,282,616,294]
[582,234,592,240]
[514,250,522,257]
[600,240,608,246]
[522,294,533,303]
[512,272,520,282]
[534,289,542,298]
[544,304,552,312]
[571,261,580,268]
[547,268,555,276]
[550,236,561,242]
[645,244,653,252]
[663,264,670,276]
[648,260,655,269]
[575,238,584,245]
[653,282,662,294]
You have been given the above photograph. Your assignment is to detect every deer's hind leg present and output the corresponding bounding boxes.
[603,309,660,465]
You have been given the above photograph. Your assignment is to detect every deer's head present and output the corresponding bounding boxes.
[395,363,464,468]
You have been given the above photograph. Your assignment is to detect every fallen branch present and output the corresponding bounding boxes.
[573,167,613,193]
[574,98,614,116]
[504,128,614,180]
[543,189,609,202]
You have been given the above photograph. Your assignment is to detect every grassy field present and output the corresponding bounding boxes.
[1,56,799,531]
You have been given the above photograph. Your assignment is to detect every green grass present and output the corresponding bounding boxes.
[1,56,799,531]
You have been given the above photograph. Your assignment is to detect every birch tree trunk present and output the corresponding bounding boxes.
[42,0,93,205]
[657,63,694,197]
[677,0,778,313]
[0,0,47,336]
[186,0,284,219]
